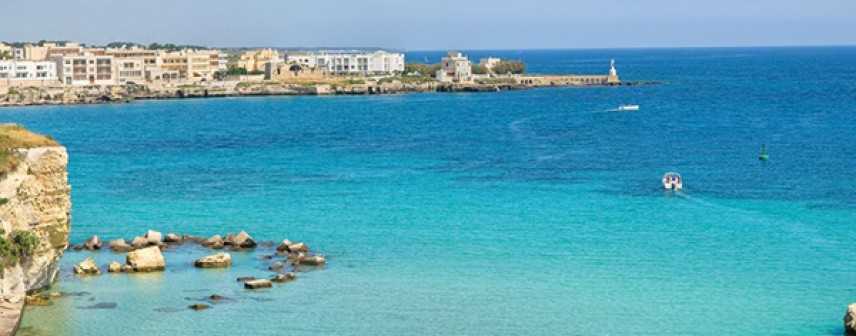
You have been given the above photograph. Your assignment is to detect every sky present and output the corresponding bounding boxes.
[1,0,855,50]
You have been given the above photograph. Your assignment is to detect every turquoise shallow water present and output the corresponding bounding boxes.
[2,47,856,335]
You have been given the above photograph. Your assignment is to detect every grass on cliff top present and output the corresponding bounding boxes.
[0,124,58,149]
[0,124,58,176]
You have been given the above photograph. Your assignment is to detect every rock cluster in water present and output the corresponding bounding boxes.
[69,230,325,296]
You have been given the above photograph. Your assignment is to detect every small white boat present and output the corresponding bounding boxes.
[662,172,683,191]
[618,104,640,111]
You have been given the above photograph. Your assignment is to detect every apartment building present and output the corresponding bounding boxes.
[157,49,222,81]
[285,50,404,76]
[0,60,58,85]
[238,49,280,73]
[55,52,116,86]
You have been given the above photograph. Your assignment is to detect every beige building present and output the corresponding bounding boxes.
[238,49,280,73]
[157,49,222,81]
[265,62,328,82]
[13,44,48,61]
[44,42,84,58]
[437,51,472,83]
[104,47,158,84]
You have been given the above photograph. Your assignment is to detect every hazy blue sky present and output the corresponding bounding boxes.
[2,0,855,50]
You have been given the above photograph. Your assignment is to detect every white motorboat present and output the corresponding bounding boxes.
[618,104,640,111]
[662,172,683,191]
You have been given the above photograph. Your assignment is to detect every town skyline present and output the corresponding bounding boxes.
[2,0,855,50]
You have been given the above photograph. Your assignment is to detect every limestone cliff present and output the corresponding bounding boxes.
[0,125,70,335]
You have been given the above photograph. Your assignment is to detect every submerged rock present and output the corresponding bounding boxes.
[203,235,224,249]
[188,303,211,311]
[845,303,856,334]
[268,261,285,271]
[107,261,122,273]
[84,235,102,250]
[208,294,226,301]
[298,255,326,266]
[73,257,100,275]
[271,272,296,283]
[145,230,163,245]
[78,302,117,310]
[126,246,165,272]
[25,294,52,306]
[244,279,272,289]
[109,239,132,252]
[183,235,205,244]
[194,253,232,268]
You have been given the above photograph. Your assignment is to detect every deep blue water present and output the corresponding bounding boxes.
[3,47,856,335]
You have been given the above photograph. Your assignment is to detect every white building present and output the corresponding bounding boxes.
[286,50,404,75]
[0,60,58,84]
[437,51,472,83]
[55,53,117,86]
[479,57,501,71]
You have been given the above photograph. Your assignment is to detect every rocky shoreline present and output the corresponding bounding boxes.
[25,229,325,313]
[0,79,656,108]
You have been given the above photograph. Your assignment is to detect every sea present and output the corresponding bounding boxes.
[2,47,856,335]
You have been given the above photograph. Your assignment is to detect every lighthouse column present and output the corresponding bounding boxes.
[607,59,620,85]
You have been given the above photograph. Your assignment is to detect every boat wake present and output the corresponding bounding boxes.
[673,192,751,214]
[672,191,831,244]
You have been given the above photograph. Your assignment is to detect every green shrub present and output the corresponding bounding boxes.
[491,60,526,75]
[471,64,488,75]
[404,63,441,77]
[0,230,40,268]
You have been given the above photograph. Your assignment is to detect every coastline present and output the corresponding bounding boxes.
[0,78,654,108]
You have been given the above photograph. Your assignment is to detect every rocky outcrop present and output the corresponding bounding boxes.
[271,273,296,283]
[194,253,231,268]
[164,233,182,244]
[0,135,71,336]
[202,235,224,249]
[107,261,122,273]
[126,246,165,272]
[109,239,131,252]
[130,236,148,249]
[230,231,256,249]
[145,230,162,245]
[72,258,100,275]
[244,279,272,289]
[845,303,856,334]
[83,235,101,250]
